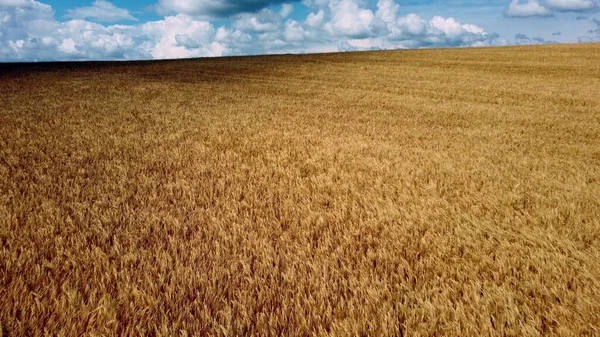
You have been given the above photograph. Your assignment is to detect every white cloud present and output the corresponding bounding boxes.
[0,0,31,7]
[376,0,399,23]
[279,3,293,18]
[0,15,144,61]
[431,16,478,37]
[283,19,305,41]
[233,8,281,33]
[230,0,508,54]
[141,14,226,58]
[388,13,427,38]
[323,0,386,38]
[504,0,553,17]
[58,38,77,53]
[175,33,201,48]
[305,9,324,27]
[214,26,253,54]
[0,0,511,61]
[0,1,230,60]
[545,0,597,12]
[381,13,506,49]
[66,0,137,22]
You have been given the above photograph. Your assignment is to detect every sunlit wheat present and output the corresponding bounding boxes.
[1,43,599,336]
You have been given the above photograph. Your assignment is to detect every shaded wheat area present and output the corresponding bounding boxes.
[1,43,600,336]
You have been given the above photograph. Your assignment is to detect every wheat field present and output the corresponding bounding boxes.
[1,43,599,336]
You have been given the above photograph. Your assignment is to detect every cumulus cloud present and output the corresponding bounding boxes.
[323,0,386,39]
[305,10,324,27]
[155,0,297,17]
[0,2,147,62]
[141,15,229,58]
[0,0,511,61]
[504,0,553,17]
[247,0,507,53]
[383,14,505,49]
[279,3,293,17]
[228,0,509,54]
[65,0,137,22]
[545,0,598,12]
[0,0,245,61]
[376,0,399,23]
[233,8,282,33]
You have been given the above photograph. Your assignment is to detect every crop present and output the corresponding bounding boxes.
[1,43,599,336]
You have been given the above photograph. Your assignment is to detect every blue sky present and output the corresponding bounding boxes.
[0,0,599,61]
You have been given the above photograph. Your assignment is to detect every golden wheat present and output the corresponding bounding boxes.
[1,43,600,336]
